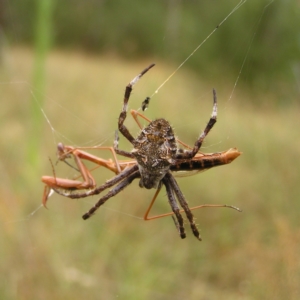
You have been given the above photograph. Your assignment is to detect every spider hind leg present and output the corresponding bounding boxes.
[164,173,201,240]
[82,169,140,220]
[163,177,186,239]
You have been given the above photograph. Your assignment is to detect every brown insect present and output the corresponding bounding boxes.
[42,64,241,240]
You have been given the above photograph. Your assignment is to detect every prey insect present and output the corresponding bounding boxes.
[42,64,241,240]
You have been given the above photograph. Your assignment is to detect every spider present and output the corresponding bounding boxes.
[42,63,241,240]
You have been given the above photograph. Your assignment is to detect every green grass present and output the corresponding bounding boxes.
[1,48,300,299]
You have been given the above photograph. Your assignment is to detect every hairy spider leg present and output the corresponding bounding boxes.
[113,130,134,158]
[82,169,140,220]
[162,179,186,239]
[165,172,201,240]
[53,164,139,200]
[118,63,155,144]
[176,89,218,160]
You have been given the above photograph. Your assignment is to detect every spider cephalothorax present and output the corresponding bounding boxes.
[42,63,241,240]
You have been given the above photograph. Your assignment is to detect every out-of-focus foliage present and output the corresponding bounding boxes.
[1,0,299,104]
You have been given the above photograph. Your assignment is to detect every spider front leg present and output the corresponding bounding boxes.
[176,89,218,160]
[118,64,155,144]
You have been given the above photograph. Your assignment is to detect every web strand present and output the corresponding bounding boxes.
[150,0,248,98]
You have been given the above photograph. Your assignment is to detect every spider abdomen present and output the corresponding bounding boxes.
[132,118,177,189]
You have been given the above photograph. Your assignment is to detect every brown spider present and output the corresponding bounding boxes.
[42,64,241,240]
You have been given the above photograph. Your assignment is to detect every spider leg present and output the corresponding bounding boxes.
[176,89,217,159]
[113,130,135,158]
[53,164,139,199]
[118,64,155,144]
[82,170,140,220]
[162,177,186,239]
[165,172,201,241]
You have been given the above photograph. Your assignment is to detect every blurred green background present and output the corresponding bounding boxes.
[1,0,300,299]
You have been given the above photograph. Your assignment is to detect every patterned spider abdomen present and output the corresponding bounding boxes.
[132,118,177,189]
